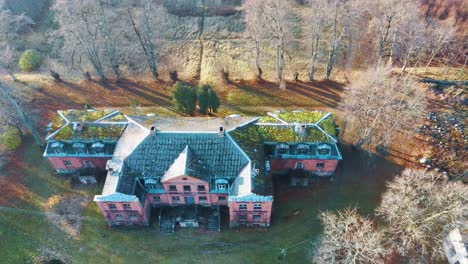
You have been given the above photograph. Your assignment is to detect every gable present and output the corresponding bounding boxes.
[162,175,208,184]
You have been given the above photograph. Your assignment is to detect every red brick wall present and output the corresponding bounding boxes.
[96,200,148,225]
[270,159,338,174]
[48,157,110,171]
[228,201,273,227]
[161,175,214,206]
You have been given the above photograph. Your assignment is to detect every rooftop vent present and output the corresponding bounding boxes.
[218,126,224,137]
[150,125,156,136]
[73,122,83,131]
[295,124,307,137]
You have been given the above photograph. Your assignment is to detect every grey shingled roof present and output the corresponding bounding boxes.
[117,132,249,194]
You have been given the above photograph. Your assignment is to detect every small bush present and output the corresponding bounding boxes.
[197,84,221,115]
[19,49,41,72]
[0,126,22,150]
[172,82,197,115]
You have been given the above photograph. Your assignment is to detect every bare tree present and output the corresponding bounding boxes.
[315,208,386,264]
[423,19,456,70]
[54,0,107,81]
[397,16,429,72]
[243,0,268,80]
[262,0,294,89]
[96,0,126,80]
[302,0,328,81]
[323,0,354,80]
[127,0,160,81]
[340,65,426,149]
[377,169,468,262]
[0,10,33,82]
[0,45,19,82]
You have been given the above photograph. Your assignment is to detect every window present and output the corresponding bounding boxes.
[238,215,247,221]
[253,215,261,221]
[239,204,247,210]
[218,196,226,202]
[169,185,177,192]
[152,196,161,202]
[83,160,94,168]
[182,177,188,180]
[295,162,304,170]
[123,203,131,210]
[172,196,180,202]
[218,184,227,190]
[296,144,309,155]
[183,185,191,192]
[115,214,123,221]
[317,144,331,155]
[316,163,325,169]
[197,185,206,192]
[108,203,117,210]
[254,203,262,210]
[276,143,289,155]
[199,196,207,202]
[63,160,72,166]
[129,213,138,221]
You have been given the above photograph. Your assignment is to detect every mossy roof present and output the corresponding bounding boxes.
[48,110,128,142]
[256,111,337,142]
[53,124,127,142]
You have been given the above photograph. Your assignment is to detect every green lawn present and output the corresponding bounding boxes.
[0,135,401,263]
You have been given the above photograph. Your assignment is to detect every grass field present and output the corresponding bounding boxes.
[0,135,402,263]
[0,70,439,263]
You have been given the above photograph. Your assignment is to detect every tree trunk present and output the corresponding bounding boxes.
[387,29,398,66]
[308,34,320,81]
[7,70,18,82]
[401,43,413,73]
[255,40,262,80]
[276,39,285,89]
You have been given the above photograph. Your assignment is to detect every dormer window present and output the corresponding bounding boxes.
[91,142,105,153]
[276,143,289,155]
[51,142,65,154]
[317,144,331,155]
[215,179,228,191]
[73,142,86,154]
[296,144,309,155]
